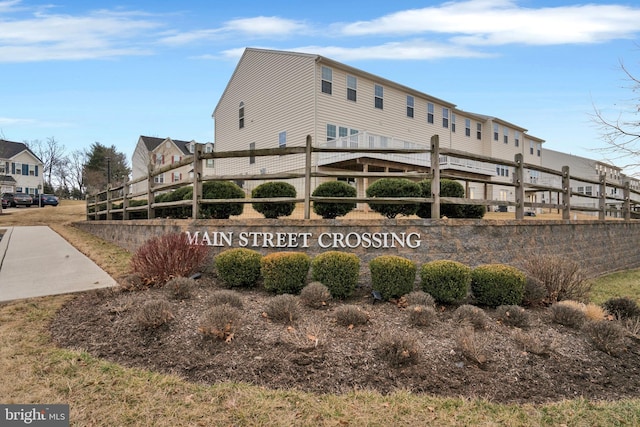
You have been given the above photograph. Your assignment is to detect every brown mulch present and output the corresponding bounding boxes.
[50,277,640,404]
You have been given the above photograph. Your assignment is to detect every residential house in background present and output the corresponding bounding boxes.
[212,48,545,206]
[0,139,44,196]
[130,136,214,194]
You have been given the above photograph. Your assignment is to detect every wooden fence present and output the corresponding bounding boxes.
[86,135,640,221]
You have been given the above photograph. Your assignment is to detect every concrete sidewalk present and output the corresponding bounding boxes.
[0,226,117,302]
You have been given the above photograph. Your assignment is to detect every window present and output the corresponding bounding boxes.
[347,75,357,101]
[154,174,164,184]
[442,108,449,128]
[406,95,414,118]
[465,119,471,137]
[514,131,520,147]
[239,102,245,129]
[206,159,214,168]
[15,162,22,175]
[537,143,541,157]
[249,142,255,164]
[326,124,337,144]
[427,103,434,124]
[154,154,164,166]
[493,124,499,141]
[529,141,534,155]
[321,66,332,94]
[172,155,181,164]
[172,172,182,182]
[503,127,509,144]
[0,163,4,174]
[278,131,286,148]
[496,166,509,177]
[374,85,383,109]
[585,186,593,196]
[29,165,36,176]
[451,113,456,132]
[476,123,482,140]
[350,128,359,148]
[205,144,213,153]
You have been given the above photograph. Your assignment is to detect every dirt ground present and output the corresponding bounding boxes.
[51,277,640,405]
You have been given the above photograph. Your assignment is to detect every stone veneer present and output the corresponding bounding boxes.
[73,218,640,278]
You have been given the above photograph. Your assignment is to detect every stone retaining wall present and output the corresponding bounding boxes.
[74,219,640,277]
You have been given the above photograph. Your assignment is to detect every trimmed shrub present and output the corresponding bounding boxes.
[311,251,360,299]
[602,297,640,320]
[416,179,486,219]
[215,248,262,288]
[454,304,489,330]
[376,331,420,367]
[369,255,417,300]
[209,290,244,308]
[300,282,331,309]
[585,320,627,356]
[265,294,300,324]
[471,264,525,308]
[155,186,193,218]
[408,305,437,327]
[550,301,586,328]
[519,254,591,303]
[420,260,471,304]
[584,303,607,321]
[251,182,296,219]
[312,181,357,219]
[200,181,245,219]
[366,178,421,219]
[130,233,210,286]
[334,305,369,327]
[164,277,196,300]
[261,252,311,294]
[405,290,436,308]
[495,304,529,328]
[136,299,174,329]
[198,304,241,341]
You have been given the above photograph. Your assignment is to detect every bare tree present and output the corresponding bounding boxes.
[26,136,66,188]
[593,60,640,175]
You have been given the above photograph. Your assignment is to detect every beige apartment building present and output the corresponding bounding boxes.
[212,48,544,206]
[130,136,214,195]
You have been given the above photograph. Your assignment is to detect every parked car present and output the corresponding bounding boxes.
[1,192,33,207]
[32,194,59,207]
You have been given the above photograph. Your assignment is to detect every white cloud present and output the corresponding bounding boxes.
[340,0,640,45]
[0,5,162,62]
[294,40,493,61]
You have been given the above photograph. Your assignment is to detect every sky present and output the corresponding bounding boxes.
[1,0,640,174]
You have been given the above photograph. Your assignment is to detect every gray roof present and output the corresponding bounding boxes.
[0,139,41,161]
[139,136,194,155]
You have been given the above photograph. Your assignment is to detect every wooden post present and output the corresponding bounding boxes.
[598,173,606,220]
[192,143,203,220]
[304,135,312,220]
[123,182,130,220]
[106,184,112,220]
[430,135,440,219]
[147,163,155,219]
[562,166,571,220]
[514,153,524,220]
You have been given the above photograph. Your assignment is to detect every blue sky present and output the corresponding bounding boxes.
[1,0,639,173]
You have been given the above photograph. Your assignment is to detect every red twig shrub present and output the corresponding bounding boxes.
[130,232,210,287]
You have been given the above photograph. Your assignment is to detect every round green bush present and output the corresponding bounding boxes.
[155,186,193,218]
[251,182,297,219]
[214,248,262,288]
[369,255,417,300]
[366,178,421,219]
[311,251,360,299]
[420,260,471,304]
[261,252,311,294]
[471,264,526,307]
[201,181,245,219]
[312,181,357,219]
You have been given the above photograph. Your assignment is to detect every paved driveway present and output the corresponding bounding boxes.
[0,226,117,302]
